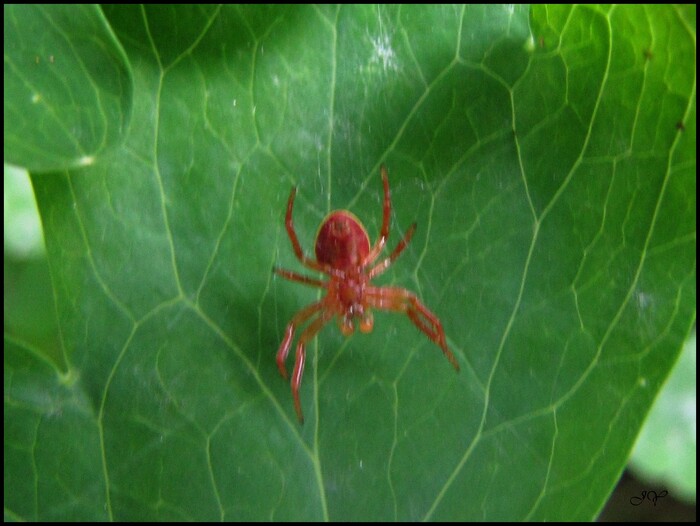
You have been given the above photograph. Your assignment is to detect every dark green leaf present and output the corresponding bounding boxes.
[4,4,132,171]
[4,4,696,521]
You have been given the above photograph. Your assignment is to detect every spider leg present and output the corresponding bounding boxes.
[277,301,324,380]
[284,187,327,273]
[362,164,392,267]
[366,286,459,371]
[274,267,327,288]
[291,310,334,424]
[367,222,417,279]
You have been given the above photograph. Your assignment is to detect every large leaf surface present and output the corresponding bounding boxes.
[4,4,696,521]
[3,4,132,171]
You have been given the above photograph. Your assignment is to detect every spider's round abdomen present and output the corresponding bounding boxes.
[315,210,370,270]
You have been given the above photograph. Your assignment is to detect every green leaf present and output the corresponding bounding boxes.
[4,4,132,171]
[4,4,696,521]
[4,165,44,257]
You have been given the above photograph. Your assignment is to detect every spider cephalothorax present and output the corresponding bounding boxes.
[275,165,459,423]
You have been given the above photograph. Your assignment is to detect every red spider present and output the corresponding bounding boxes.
[275,165,459,423]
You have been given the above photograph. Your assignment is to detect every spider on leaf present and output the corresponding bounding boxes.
[274,165,459,423]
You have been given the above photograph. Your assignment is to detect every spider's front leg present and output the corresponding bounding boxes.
[289,311,334,424]
[277,302,323,379]
[366,286,460,371]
